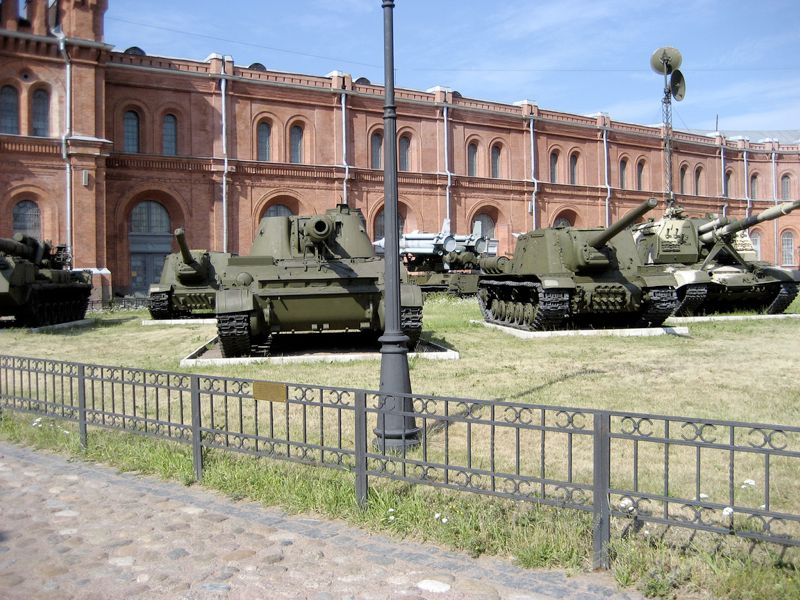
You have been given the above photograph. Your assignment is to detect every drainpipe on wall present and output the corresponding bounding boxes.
[744,149,751,218]
[772,149,779,263]
[602,125,611,227]
[443,105,452,222]
[220,59,229,252]
[340,92,349,205]
[528,115,539,229]
[55,28,73,265]
[720,144,726,198]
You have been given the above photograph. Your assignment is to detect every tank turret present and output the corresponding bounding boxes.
[477,197,677,331]
[214,204,424,357]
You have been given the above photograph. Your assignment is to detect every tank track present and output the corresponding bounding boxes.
[478,280,571,331]
[18,286,90,327]
[400,306,424,350]
[148,292,172,320]
[765,282,799,315]
[634,287,678,327]
[217,313,253,358]
[673,284,708,317]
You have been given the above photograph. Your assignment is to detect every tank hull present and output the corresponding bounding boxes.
[148,250,232,319]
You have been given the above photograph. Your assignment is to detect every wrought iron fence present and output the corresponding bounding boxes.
[1,353,798,569]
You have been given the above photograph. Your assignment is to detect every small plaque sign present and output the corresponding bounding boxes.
[252,382,287,403]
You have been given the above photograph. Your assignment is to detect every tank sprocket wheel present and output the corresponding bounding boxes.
[673,284,708,317]
[148,292,173,320]
[217,313,253,358]
[764,282,799,315]
[401,306,423,351]
[633,287,678,327]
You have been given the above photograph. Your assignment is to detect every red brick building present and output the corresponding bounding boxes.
[1,0,798,299]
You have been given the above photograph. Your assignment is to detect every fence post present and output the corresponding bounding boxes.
[593,411,611,570]
[354,390,368,508]
[77,364,88,449]
[191,375,203,481]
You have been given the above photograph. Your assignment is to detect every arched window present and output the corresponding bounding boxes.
[490,144,501,179]
[781,174,791,200]
[781,231,796,266]
[549,151,559,183]
[553,215,573,228]
[290,124,304,164]
[130,200,170,234]
[370,131,382,169]
[472,213,496,239]
[373,208,405,241]
[679,165,687,195]
[12,200,41,238]
[129,200,171,296]
[162,114,177,156]
[619,159,628,190]
[31,89,50,137]
[123,110,140,153]
[694,166,703,196]
[724,171,733,198]
[750,231,761,261]
[467,142,478,177]
[750,174,758,200]
[257,121,271,161]
[0,85,20,134]
[636,160,645,191]
[398,134,411,171]
[569,153,579,185]
[265,203,293,218]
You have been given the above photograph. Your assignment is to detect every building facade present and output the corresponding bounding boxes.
[1,0,799,299]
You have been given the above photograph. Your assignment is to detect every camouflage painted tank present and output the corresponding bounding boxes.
[478,198,678,330]
[633,200,800,315]
[148,229,232,319]
[0,233,92,326]
[376,220,496,296]
[215,204,424,357]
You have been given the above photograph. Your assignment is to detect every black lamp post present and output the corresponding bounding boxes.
[374,0,419,451]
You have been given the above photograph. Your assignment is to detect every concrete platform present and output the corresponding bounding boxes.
[30,318,96,333]
[666,313,800,325]
[471,320,689,339]
[181,336,459,367]
[142,318,216,326]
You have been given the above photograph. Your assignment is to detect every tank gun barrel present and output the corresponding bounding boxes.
[174,228,195,264]
[0,236,34,259]
[697,216,730,234]
[699,200,800,243]
[587,197,658,249]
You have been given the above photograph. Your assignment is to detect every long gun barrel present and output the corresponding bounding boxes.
[587,197,658,249]
[698,200,800,243]
[174,228,195,264]
[697,216,730,234]
[0,236,34,259]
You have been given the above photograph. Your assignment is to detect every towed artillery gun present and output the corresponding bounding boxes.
[478,198,678,331]
[0,233,92,326]
[633,200,800,315]
[215,204,424,357]
[376,220,496,296]
[148,229,232,319]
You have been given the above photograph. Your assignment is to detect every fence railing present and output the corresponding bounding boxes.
[1,353,798,569]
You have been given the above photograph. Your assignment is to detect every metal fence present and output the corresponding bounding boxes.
[86,297,151,312]
[1,353,798,568]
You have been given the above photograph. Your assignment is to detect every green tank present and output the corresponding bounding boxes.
[478,198,678,330]
[633,201,800,315]
[0,233,92,326]
[148,228,232,319]
[214,204,424,357]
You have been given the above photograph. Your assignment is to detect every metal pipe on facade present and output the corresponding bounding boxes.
[602,125,611,227]
[220,60,229,252]
[55,29,73,265]
[744,150,751,217]
[340,92,349,205]
[443,105,452,222]
[772,149,779,262]
[529,115,539,229]
[720,144,726,197]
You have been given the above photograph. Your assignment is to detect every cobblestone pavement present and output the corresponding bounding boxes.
[0,442,643,599]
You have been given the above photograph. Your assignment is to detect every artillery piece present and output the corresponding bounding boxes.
[478,198,678,331]
[376,220,496,295]
[214,204,424,357]
[0,233,92,326]
[148,228,232,319]
[633,200,800,315]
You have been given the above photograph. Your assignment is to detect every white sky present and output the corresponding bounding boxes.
[105,0,800,131]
